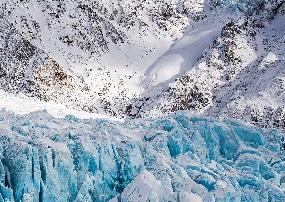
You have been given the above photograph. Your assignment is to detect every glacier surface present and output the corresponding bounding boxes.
[0,110,284,201]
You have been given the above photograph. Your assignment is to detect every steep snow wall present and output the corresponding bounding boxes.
[0,111,284,201]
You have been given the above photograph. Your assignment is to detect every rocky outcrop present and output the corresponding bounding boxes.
[128,0,285,131]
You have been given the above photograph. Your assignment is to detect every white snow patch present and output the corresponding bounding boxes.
[0,90,121,121]
[259,52,278,70]
[143,18,225,88]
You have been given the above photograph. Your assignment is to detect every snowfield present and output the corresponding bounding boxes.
[0,111,284,201]
[0,90,121,121]
[0,0,284,131]
[129,2,285,132]
[143,14,228,88]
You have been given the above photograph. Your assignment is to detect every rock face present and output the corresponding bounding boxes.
[0,111,285,201]
[0,0,285,129]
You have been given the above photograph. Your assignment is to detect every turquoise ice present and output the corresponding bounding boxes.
[0,110,284,201]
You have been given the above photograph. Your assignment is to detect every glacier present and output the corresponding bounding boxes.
[0,110,284,201]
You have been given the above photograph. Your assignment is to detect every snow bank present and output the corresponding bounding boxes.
[0,90,121,121]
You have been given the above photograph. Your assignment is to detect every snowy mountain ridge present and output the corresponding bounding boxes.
[0,0,285,129]
[128,1,285,131]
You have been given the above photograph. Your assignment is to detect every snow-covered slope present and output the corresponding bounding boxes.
[0,111,285,201]
[0,0,201,116]
[0,89,121,121]
[142,13,229,88]
[128,0,285,131]
[0,0,284,129]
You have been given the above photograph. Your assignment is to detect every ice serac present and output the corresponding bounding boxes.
[0,110,284,201]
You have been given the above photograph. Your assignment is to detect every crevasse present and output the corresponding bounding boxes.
[0,110,284,201]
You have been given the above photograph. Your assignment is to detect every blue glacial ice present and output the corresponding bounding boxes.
[0,110,284,201]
